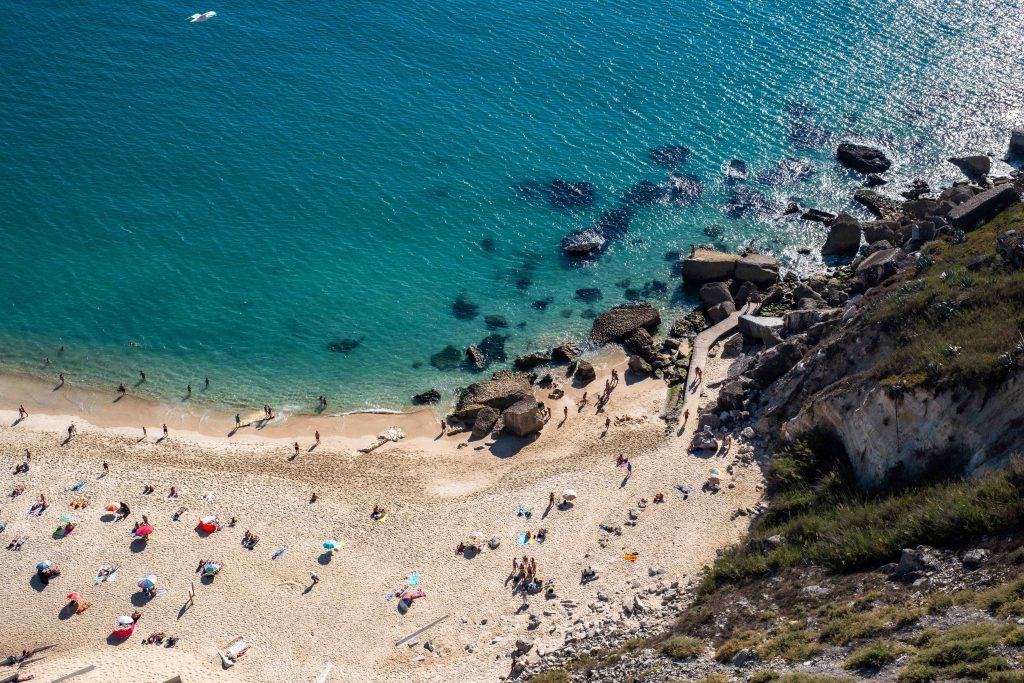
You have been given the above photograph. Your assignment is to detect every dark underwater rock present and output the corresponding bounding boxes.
[650,145,691,168]
[549,179,596,208]
[430,345,462,371]
[575,288,603,303]
[452,292,480,320]
[327,337,364,353]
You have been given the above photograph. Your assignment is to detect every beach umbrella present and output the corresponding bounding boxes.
[67,592,83,601]
[137,575,156,590]
[322,540,339,550]
[116,615,134,626]
[562,489,577,501]
[36,560,53,571]
[135,524,154,537]
[59,513,76,524]
[105,503,119,512]
[709,468,720,477]
[202,562,221,575]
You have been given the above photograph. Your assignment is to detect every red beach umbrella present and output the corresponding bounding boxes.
[135,524,154,537]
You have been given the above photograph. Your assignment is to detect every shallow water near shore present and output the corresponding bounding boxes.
[1,0,1022,411]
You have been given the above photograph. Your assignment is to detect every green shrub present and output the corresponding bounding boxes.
[715,629,763,662]
[898,623,1011,682]
[756,627,821,663]
[528,671,569,683]
[748,672,779,683]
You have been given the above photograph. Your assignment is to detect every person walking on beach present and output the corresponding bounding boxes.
[683,409,690,423]
[563,406,568,421]
[695,367,702,384]
[162,424,168,440]
[102,462,109,475]
[67,423,77,439]
[605,416,611,431]
[235,414,241,429]
[293,442,300,458]
[58,372,65,386]
[118,383,126,396]
[314,430,320,445]
[142,426,147,440]
[310,571,319,586]
[18,405,27,420]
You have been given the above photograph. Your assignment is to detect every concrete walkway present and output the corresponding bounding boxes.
[677,303,752,435]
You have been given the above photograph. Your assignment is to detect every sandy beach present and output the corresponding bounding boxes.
[0,347,763,682]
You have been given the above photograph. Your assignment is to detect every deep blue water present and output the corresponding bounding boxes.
[1,0,1022,411]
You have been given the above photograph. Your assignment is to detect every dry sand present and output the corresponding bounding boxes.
[0,348,763,682]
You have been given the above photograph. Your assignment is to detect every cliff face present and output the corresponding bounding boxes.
[782,372,1024,488]
[753,204,1024,490]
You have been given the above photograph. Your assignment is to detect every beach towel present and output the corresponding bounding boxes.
[26,504,46,517]
[95,565,119,583]
[271,546,288,560]
[516,505,533,518]
[623,552,639,562]
[516,532,534,545]
[675,484,691,498]
[69,481,86,492]
[407,573,420,587]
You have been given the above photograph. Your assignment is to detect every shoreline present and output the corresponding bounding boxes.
[0,347,628,449]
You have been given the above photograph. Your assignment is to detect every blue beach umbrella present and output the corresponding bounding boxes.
[36,559,53,571]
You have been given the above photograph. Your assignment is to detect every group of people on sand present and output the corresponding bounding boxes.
[511,555,539,586]
[242,529,259,549]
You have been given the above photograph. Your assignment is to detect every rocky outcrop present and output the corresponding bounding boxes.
[856,247,907,287]
[948,155,991,178]
[997,230,1024,269]
[1011,129,1024,156]
[699,281,734,308]
[514,352,552,369]
[412,388,441,404]
[784,308,842,334]
[454,376,533,419]
[465,345,485,369]
[749,336,808,385]
[628,355,652,374]
[853,189,904,221]
[734,254,780,285]
[836,142,892,174]
[472,406,500,437]
[821,213,861,256]
[948,185,1021,231]
[682,249,740,284]
[551,342,581,362]
[502,398,545,437]
[590,303,661,344]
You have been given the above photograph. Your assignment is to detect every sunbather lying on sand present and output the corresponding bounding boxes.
[9,486,24,498]
[6,536,26,551]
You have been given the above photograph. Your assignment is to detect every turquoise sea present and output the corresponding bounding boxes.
[1,0,1022,411]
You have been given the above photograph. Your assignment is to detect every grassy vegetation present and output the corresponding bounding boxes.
[898,623,1016,682]
[775,675,854,683]
[657,634,704,659]
[715,629,764,662]
[748,672,779,683]
[869,202,1024,388]
[844,640,910,670]
[527,671,569,683]
[699,431,1024,593]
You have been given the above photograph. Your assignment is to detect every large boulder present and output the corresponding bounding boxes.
[856,248,907,287]
[948,185,1021,231]
[551,342,581,362]
[853,189,904,221]
[821,213,861,256]
[699,281,734,307]
[590,303,661,344]
[472,406,500,438]
[707,301,736,323]
[561,228,606,256]
[717,379,748,411]
[682,249,740,284]
[625,328,657,361]
[465,345,485,369]
[1010,129,1024,156]
[948,155,991,178]
[628,355,653,374]
[502,398,545,437]
[575,360,597,383]
[784,308,842,334]
[862,220,899,245]
[836,142,892,174]
[455,376,533,419]
[734,254,780,285]
[738,314,784,345]
[514,351,552,369]
[750,336,808,385]
[997,230,1024,269]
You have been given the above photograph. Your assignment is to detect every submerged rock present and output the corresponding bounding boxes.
[327,337,364,353]
[531,298,553,311]
[452,292,480,320]
[724,186,772,218]
[620,180,669,206]
[551,342,581,362]
[514,351,552,369]
[593,206,634,239]
[649,145,690,168]
[853,188,904,221]
[478,334,509,364]
[549,179,596,208]
[756,157,815,186]
[465,345,485,370]
[479,238,496,252]
[484,314,509,330]
[575,288,603,303]
[430,345,462,371]
[724,159,748,182]
[668,173,705,204]
[836,142,892,174]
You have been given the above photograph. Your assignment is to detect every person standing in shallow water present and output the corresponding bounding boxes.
[204,377,209,389]
[139,370,145,381]
[186,384,192,397]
